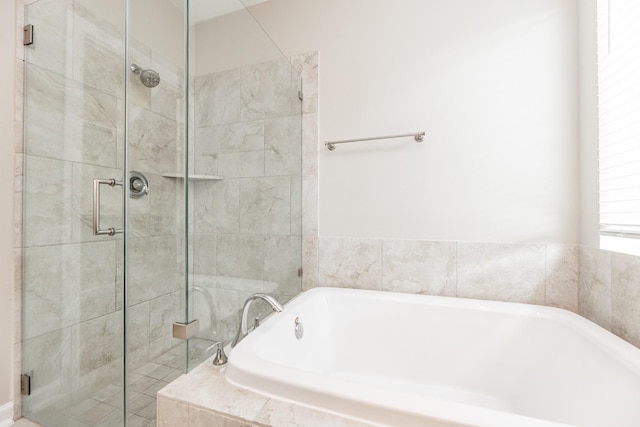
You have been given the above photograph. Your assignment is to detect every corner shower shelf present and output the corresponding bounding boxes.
[161,173,224,182]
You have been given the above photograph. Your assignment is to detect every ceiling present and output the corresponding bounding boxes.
[169,0,270,23]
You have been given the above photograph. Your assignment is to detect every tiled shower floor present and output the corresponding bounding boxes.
[26,339,213,427]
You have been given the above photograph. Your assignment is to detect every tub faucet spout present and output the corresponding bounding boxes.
[231,293,284,347]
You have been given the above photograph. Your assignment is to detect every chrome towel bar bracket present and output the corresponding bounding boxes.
[325,131,425,151]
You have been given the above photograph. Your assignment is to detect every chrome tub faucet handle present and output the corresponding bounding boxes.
[206,341,228,366]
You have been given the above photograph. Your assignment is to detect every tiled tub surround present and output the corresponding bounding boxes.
[20,1,188,424]
[305,238,640,350]
[307,238,580,312]
[158,242,640,427]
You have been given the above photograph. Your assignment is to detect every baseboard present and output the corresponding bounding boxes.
[0,401,13,427]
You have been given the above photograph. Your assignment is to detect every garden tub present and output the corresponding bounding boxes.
[226,287,640,426]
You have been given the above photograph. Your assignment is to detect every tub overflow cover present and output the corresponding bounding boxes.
[294,317,304,340]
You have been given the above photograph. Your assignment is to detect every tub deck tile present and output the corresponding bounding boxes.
[158,358,269,422]
[158,356,378,426]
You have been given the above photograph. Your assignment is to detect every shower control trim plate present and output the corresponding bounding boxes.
[129,171,149,198]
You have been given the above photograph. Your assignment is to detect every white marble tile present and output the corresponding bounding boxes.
[194,127,218,175]
[318,238,382,290]
[24,0,73,77]
[147,173,180,237]
[75,311,123,376]
[579,245,612,329]
[159,363,269,423]
[128,236,179,305]
[217,121,265,154]
[265,115,302,176]
[241,58,298,121]
[189,405,260,427]
[545,244,579,312]
[195,69,241,127]
[151,82,184,123]
[193,179,239,234]
[129,302,151,361]
[256,398,373,427]
[23,241,117,339]
[218,151,265,178]
[192,233,217,276]
[157,396,188,427]
[382,240,456,296]
[291,175,302,237]
[72,4,124,98]
[149,291,183,360]
[290,51,319,115]
[239,176,291,235]
[23,156,74,246]
[302,113,318,177]
[25,64,118,166]
[216,234,264,282]
[264,236,302,296]
[611,252,640,347]
[302,237,319,291]
[128,105,179,174]
[457,242,546,304]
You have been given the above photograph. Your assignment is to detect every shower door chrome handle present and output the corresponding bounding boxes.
[93,178,123,236]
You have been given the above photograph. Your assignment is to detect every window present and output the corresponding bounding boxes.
[598,0,640,255]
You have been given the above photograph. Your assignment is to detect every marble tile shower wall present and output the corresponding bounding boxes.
[190,52,318,343]
[20,0,185,411]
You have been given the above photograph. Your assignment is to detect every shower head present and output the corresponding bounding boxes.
[130,63,160,88]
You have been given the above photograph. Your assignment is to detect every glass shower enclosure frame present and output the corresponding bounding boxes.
[19,0,303,425]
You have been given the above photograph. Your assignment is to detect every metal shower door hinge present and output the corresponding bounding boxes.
[21,374,31,396]
[298,268,303,277]
[298,90,303,101]
[172,319,200,340]
[23,25,34,46]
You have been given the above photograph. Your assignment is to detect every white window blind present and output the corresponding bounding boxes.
[598,0,640,240]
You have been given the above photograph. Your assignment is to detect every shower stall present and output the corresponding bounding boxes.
[20,0,303,425]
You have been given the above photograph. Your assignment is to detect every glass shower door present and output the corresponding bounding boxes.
[21,0,190,425]
[21,0,128,425]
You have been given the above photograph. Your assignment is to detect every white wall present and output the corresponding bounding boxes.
[0,0,15,408]
[244,0,580,243]
[578,0,599,248]
[195,8,286,74]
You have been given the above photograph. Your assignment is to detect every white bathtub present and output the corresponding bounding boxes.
[226,287,640,427]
